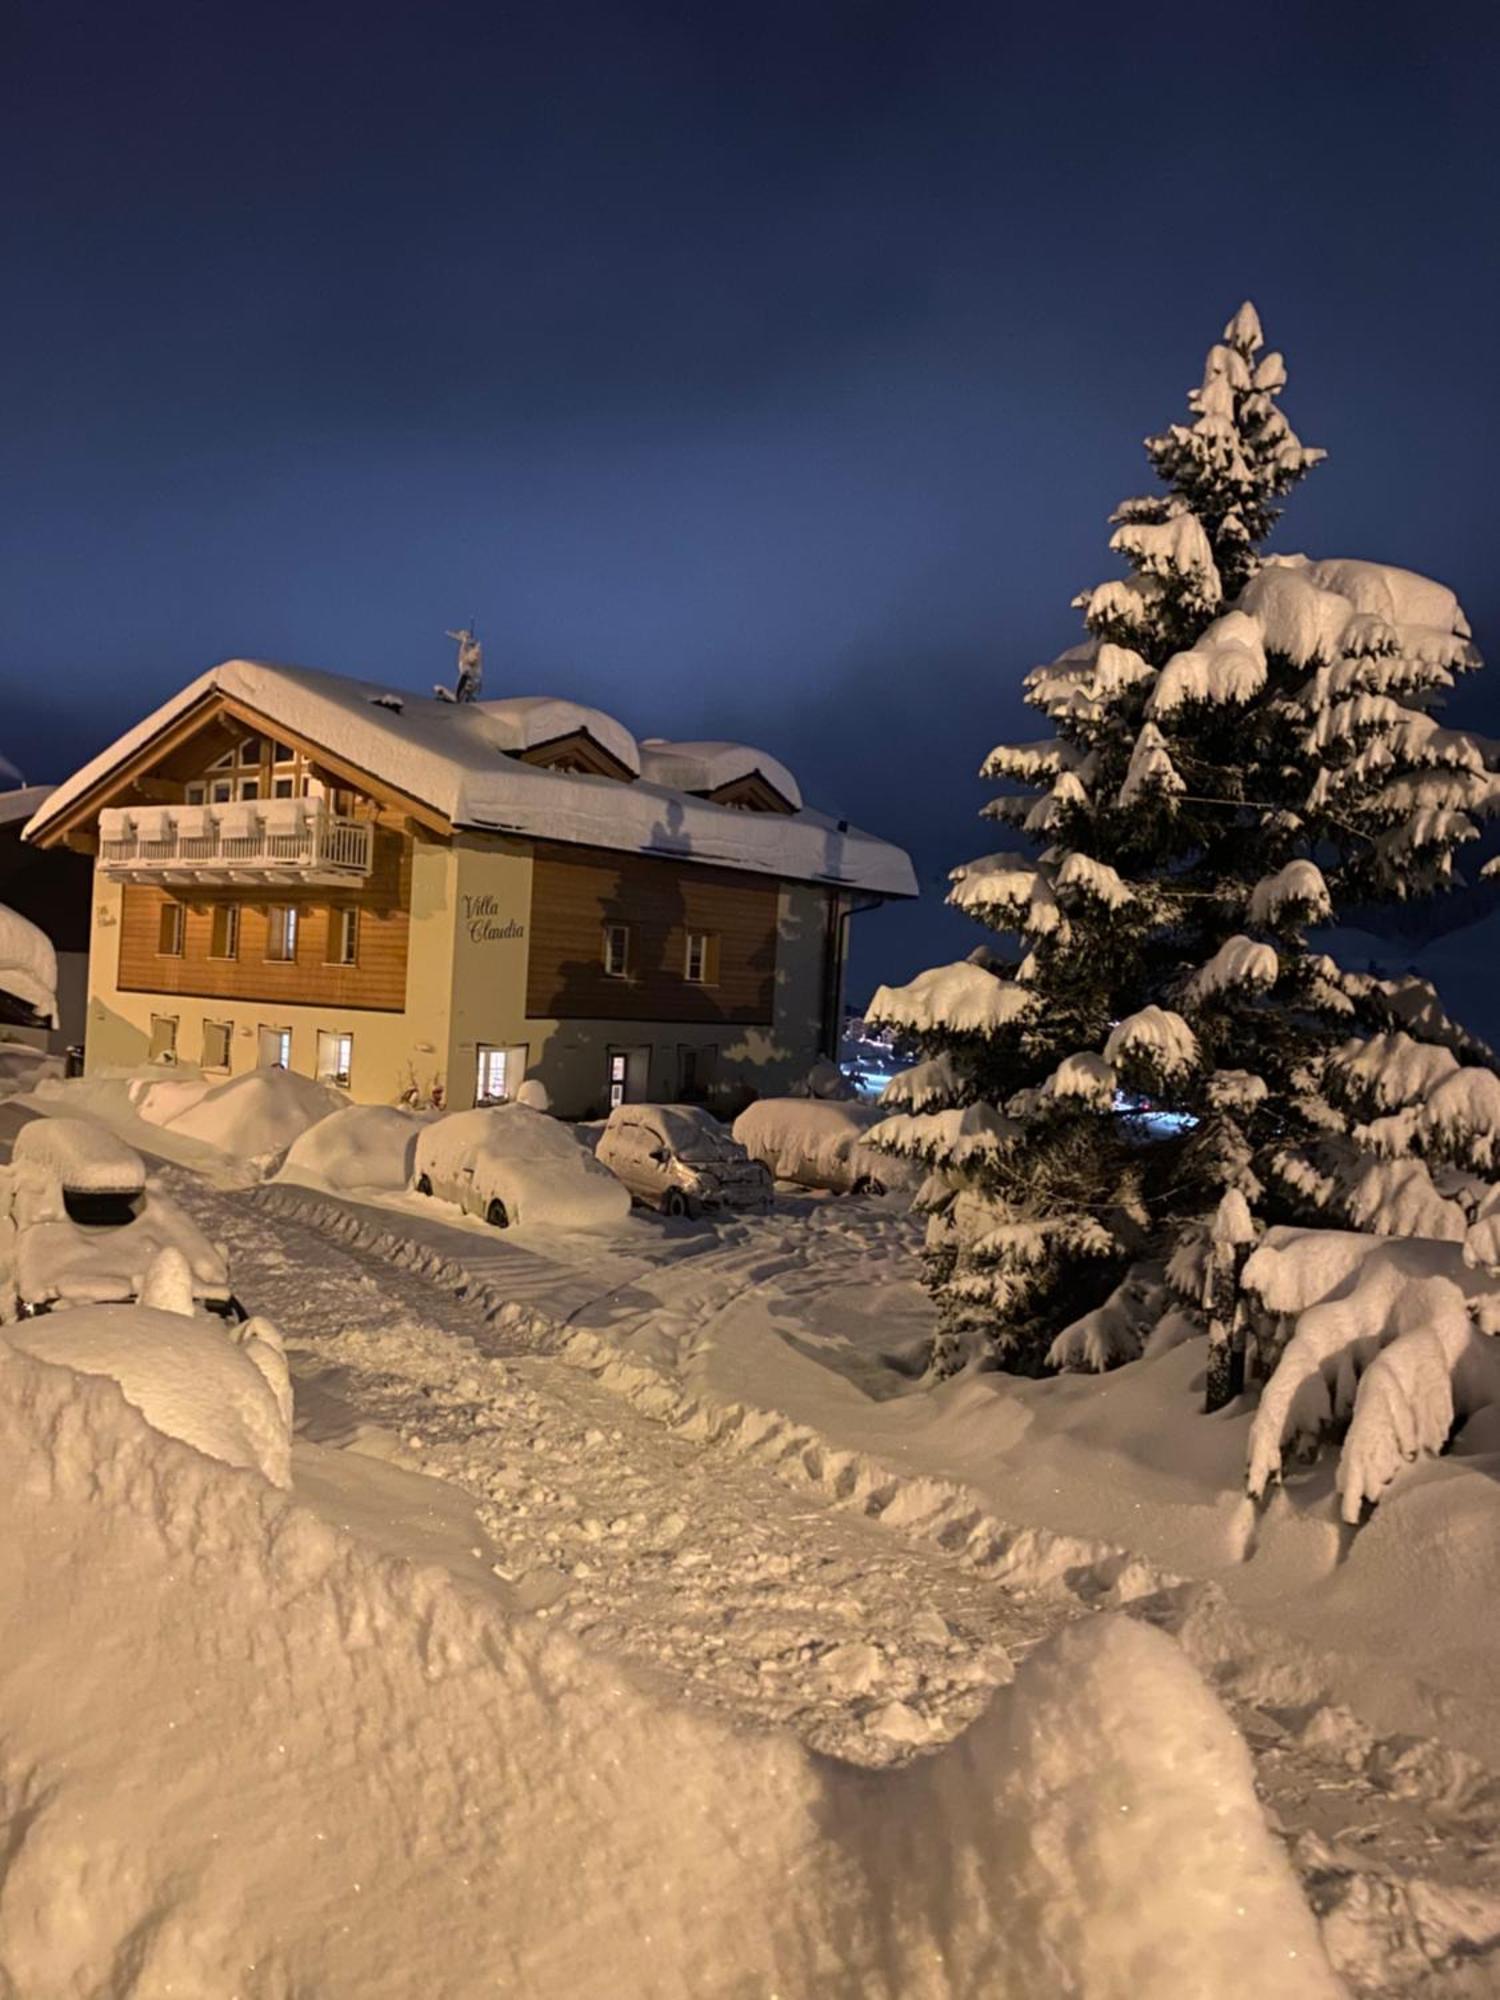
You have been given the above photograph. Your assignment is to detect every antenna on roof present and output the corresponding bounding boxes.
[435,622,483,705]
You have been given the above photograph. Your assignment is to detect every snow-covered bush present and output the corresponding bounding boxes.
[1242,1230,1500,1520]
[868,300,1498,1382]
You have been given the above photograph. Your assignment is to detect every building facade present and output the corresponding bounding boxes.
[26,663,914,1118]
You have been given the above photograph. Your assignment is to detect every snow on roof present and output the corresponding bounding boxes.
[0,785,55,829]
[637,739,802,809]
[0,903,58,1025]
[24,660,915,898]
[470,697,641,775]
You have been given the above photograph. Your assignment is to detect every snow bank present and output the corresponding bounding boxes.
[162,1066,346,1163]
[0,903,57,1027]
[279,1103,425,1193]
[5,1302,292,1486]
[0,1347,1338,1998]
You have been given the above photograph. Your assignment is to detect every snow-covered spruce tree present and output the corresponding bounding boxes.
[868,302,1497,1383]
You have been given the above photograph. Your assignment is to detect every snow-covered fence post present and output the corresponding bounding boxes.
[1202,1190,1257,1413]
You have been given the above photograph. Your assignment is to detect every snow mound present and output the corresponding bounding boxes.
[279,1104,424,1193]
[733,1098,917,1195]
[0,1348,1339,1997]
[0,903,57,1026]
[5,1302,292,1487]
[162,1066,346,1163]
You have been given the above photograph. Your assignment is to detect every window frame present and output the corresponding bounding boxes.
[326,906,359,966]
[201,1019,233,1072]
[475,1044,510,1106]
[208,904,240,960]
[259,1024,292,1070]
[148,1013,178,1062]
[156,902,185,957]
[683,931,715,984]
[602,923,631,979]
[316,1028,353,1089]
[265,905,299,963]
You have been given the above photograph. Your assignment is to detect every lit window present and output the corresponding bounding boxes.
[259,1025,292,1069]
[157,903,185,956]
[684,932,714,983]
[202,1020,232,1071]
[266,906,298,962]
[475,1045,509,1105]
[327,907,358,965]
[608,1052,628,1109]
[603,924,630,978]
[317,1029,353,1088]
[149,1015,178,1062]
[209,904,240,959]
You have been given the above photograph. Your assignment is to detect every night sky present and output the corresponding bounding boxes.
[5,1,1498,1000]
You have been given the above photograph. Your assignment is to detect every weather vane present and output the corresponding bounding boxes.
[436,621,483,704]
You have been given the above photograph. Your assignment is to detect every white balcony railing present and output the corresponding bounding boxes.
[97,800,373,884]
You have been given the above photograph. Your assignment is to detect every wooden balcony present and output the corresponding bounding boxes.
[97,800,373,885]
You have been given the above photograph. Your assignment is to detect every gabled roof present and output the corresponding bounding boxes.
[25,660,917,898]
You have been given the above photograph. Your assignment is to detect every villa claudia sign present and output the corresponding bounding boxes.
[463,893,525,944]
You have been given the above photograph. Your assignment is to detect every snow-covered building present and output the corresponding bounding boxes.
[23,662,915,1115]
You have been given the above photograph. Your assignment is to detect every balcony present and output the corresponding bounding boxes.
[97,799,373,885]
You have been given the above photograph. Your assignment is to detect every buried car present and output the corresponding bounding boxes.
[5,1116,242,1320]
[731,1097,917,1197]
[595,1104,772,1217]
[413,1103,631,1231]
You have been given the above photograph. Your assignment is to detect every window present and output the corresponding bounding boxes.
[157,902,184,956]
[259,1025,292,1069]
[475,1045,510,1105]
[185,782,207,806]
[603,924,631,978]
[273,741,294,764]
[317,1029,353,1088]
[209,904,240,959]
[238,778,260,801]
[238,737,260,765]
[209,778,233,804]
[684,932,716,984]
[327,907,358,965]
[266,906,298,962]
[202,1019,232,1071]
[608,1052,628,1109]
[149,1014,178,1062]
[272,776,296,798]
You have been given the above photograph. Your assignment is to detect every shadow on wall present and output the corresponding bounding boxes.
[530,798,795,1118]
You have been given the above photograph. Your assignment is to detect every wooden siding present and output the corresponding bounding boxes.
[526,845,783,1024]
[117,828,412,1013]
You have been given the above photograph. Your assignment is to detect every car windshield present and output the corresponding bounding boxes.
[651,1107,736,1162]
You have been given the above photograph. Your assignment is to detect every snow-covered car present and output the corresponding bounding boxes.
[11,1116,146,1221]
[6,1118,242,1320]
[413,1103,631,1231]
[594,1104,772,1217]
[731,1097,916,1197]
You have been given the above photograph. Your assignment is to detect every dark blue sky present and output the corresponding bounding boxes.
[5,1,1498,998]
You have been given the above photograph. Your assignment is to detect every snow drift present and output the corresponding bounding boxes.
[0,1347,1338,1999]
[148,1065,346,1164]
